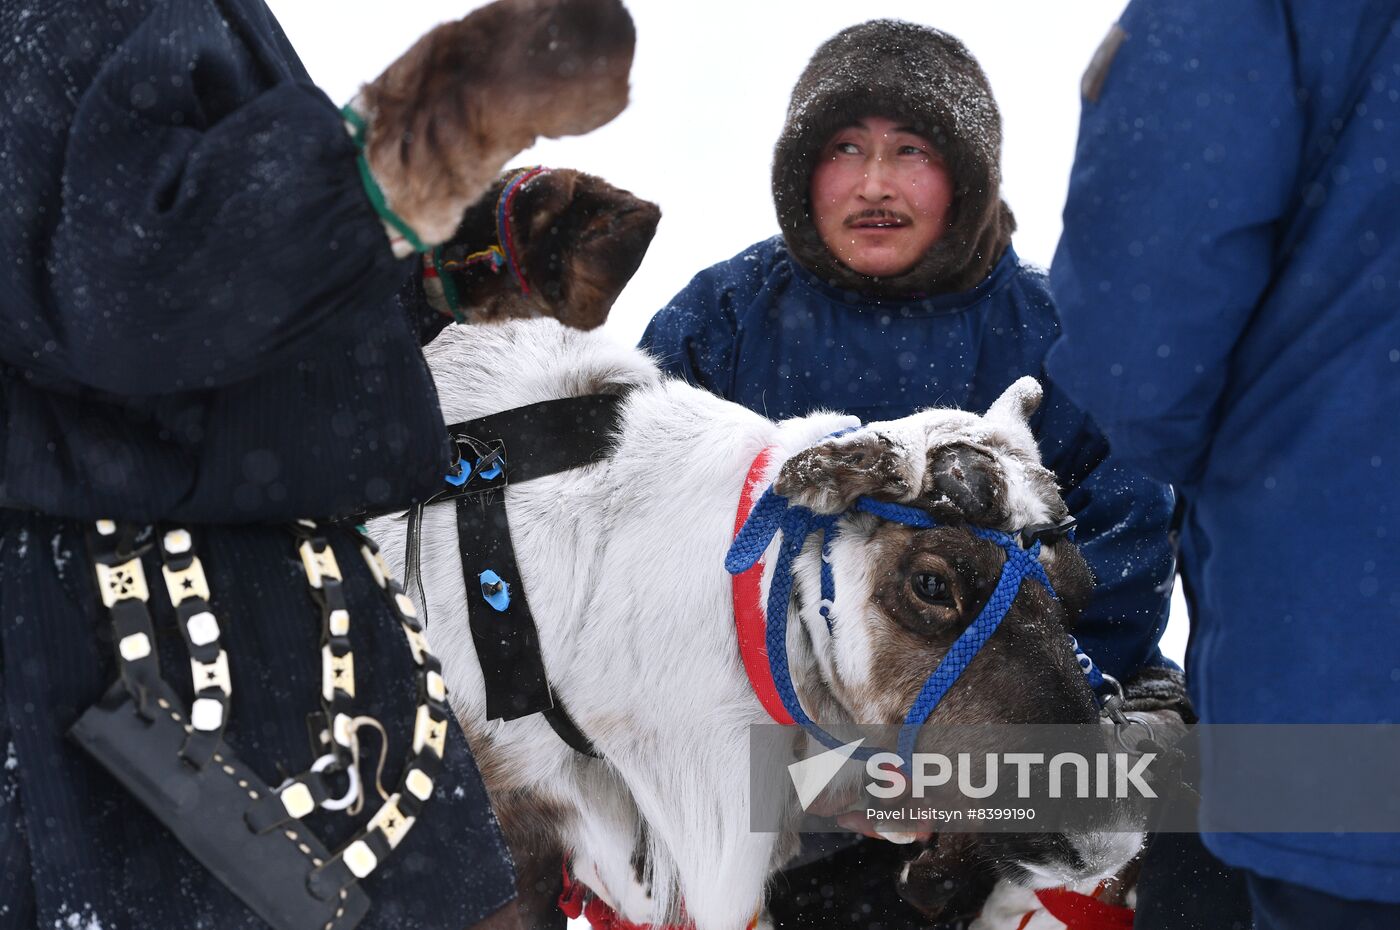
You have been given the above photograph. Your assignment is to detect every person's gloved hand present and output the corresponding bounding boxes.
[1113,665,1195,804]
[1115,666,1194,759]
[1119,665,1194,722]
[350,0,636,254]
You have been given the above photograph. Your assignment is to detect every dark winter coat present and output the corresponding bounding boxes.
[641,237,1176,684]
[0,2,514,926]
[1046,0,1400,901]
[0,0,450,523]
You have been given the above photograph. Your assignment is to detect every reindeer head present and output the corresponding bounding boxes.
[434,168,661,329]
[773,377,1096,729]
[768,378,1141,906]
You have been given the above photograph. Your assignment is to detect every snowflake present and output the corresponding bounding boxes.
[52,903,104,930]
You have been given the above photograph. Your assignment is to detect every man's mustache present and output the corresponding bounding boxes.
[844,209,914,227]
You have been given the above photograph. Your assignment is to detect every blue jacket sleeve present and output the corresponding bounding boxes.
[1046,0,1303,485]
[639,264,742,397]
[1036,377,1176,679]
[39,1,410,396]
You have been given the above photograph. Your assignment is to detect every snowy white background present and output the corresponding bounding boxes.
[267,0,1188,664]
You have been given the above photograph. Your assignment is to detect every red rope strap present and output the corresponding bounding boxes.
[1033,886,1134,930]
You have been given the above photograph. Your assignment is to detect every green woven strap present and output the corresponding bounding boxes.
[341,105,430,254]
[430,247,467,324]
[341,106,368,146]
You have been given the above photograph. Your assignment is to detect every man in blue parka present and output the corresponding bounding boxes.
[0,0,634,927]
[1046,1,1400,926]
[642,19,1179,929]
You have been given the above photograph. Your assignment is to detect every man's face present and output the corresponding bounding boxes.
[809,116,953,279]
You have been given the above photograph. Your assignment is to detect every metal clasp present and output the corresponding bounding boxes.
[310,753,362,812]
[1099,673,1158,753]
[1020,515,1077,549]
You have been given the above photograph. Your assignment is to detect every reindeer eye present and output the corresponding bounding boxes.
[913,572,952,605]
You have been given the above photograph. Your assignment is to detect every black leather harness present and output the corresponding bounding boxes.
[408,393,627,759]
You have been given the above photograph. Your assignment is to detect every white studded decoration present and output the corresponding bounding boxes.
[405,768,434,802]
[191,697,225,732]
[119,632,152,662]
[280,782,316,820]
[163,528,192,554]
[186,611,220,647]
[343,840,378,879]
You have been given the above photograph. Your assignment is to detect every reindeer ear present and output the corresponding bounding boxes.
[774,433,916,514]
[514,170,660,330]
[986,376,1042,425]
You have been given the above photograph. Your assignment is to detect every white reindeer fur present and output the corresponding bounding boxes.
[370,319,1078,930]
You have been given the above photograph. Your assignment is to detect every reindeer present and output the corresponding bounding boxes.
[368,307,1145,930]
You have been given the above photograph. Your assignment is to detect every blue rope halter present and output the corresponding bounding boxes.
[725,486,1099,770]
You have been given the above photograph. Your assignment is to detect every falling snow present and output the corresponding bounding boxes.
[52,904,104,930]
[51,531,72,580]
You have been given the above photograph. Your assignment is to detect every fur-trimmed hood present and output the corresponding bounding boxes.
[772,19,1015,297]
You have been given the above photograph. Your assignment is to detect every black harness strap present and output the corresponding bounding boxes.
[454,490,553,722]
[540,703,597,758]
[444,394,628,484]
[441,393,625,760]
